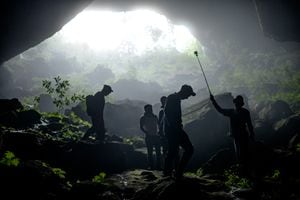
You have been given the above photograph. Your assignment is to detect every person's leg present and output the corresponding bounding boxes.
[154,136,162,170]
[145,136,154,169]
[83,117,96,140]
[234,138,241,163]
[161,137,168,158]
[95,118,105,141]
[176,130,194,178]
[164,134,179,176]
[239,135,249,175]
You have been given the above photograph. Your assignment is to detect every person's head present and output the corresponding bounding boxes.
[144,104,153,113]
[178,84,196,100]
[102,84,113,96]
[233,95,244,108]
[160,96,167,107]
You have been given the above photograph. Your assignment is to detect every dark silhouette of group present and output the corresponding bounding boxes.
[84,84,255,180]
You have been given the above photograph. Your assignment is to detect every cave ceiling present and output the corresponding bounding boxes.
[0,0,299,64]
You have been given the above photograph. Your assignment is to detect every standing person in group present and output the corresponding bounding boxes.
[163,84,196,179]
[83,84,113,142]
[140,104,162,170]
[158,96,168,158]
[210,94,255,173]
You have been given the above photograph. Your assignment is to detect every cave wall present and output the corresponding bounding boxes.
[254,0,300,42]
[0,0,92,64]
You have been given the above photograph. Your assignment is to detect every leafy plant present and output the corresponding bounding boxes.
[68,112,91,127]
[271,169,280,180]
[42,112,64,121]
[36,76,85,112]
[224,168,251,188]
[196,168,204,177]
[92,172,106,183]
[184,172,199,178]
[123,136,145,148]
[0,151,20,167]
[62,129,82,141]
[52,167,66,179]
[183,168,204,178]
[41,162,66,179]
[297,143,300,153]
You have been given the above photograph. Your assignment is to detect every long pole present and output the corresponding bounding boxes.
[194,51,212,95]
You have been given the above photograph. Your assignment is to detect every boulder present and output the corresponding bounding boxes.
[272,114,300,146]
[258,100,293,123]
[288,134,300,150]
[104,102,144,137]
[0,98,23,127]
[0,160,69,200]
[132,172,232,200]
[0,98,23,114]
[38,94,56,112]
[70,100,145,137]
[253,120,275,144]
[17,109,41,128]
[1,129,147,179]
[64,141,147,179]
[184,93,235,168]
[202,148,235,175]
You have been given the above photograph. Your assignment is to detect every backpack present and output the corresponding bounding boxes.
[86,95,96,116]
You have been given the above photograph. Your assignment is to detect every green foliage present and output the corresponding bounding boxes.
[184,172,199,178]
[41,162,66,179]
[41,112,88,141]
[62,129,80,141]
[224,168,251,188]
[0,151,20,167]
[68,112,91,127]
[184,168,204,178]
[124,136,145,148]
[36,76,85,112]
[92,172,106,183]
[196,168,204,177]
[42,112,64,121]
[296,143,300,153]
[271,169,280,180]
[52,167,66,179]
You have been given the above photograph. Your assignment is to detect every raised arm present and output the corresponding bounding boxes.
[210,94,231,116]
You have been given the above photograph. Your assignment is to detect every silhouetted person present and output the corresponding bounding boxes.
[83,85,113,142]
[210,94,255,171]
[140,104,162,169]
[163,85,195,179]
[158,96,168,158]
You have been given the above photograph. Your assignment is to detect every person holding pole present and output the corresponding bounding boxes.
[194,50,255,173]
[210,94,255,173]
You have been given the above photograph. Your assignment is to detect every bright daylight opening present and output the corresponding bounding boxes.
[60,10,196,54]
[4,9,204,104]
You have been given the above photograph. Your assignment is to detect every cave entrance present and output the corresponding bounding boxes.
[2,8,206,104]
